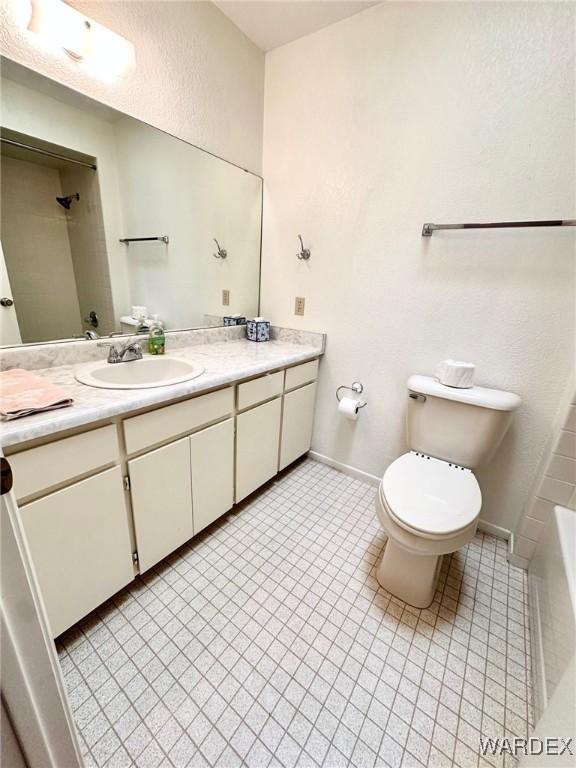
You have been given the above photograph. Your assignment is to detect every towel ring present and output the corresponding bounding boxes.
[336,381,367,408]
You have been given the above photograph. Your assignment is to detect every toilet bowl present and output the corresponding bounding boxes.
[375,451,481,607]
[374,374,520,609]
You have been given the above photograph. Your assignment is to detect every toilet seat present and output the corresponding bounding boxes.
[382,452,481,536]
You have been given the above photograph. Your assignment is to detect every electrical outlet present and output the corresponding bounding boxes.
[295,296,305,316]
[222,289,230,306]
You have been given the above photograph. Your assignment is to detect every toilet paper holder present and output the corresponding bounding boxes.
[336,381,367,408]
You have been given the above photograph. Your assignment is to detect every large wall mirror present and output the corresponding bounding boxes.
[0,60,262,347]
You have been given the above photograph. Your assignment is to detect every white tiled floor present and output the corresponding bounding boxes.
[57,459,532,768]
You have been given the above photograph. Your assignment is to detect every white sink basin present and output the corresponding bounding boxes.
[75,356,204,389]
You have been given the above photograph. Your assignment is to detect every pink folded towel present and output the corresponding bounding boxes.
[0,368,74,420]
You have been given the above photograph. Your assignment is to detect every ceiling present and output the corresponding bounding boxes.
[213,1,379,52]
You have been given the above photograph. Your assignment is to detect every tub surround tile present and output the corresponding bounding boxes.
[527,497,556,524]
[554,429,576,459]
[517,516,545,542]
[536,477,575,507]
[0,328,325,449]
[513,535,537,560]
[564,406,576,433]
[513,394,576,567]
[545,454,576,484]
[508,553,530,571]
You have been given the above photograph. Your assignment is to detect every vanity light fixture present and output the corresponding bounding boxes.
[24,0,135,78]
[296,234,311,260]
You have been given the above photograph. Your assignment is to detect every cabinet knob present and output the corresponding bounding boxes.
[0,297,14,307]
[1,457,13,495]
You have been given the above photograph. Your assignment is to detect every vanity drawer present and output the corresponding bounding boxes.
[10,425,119,502]
[124,387,234,455]
[284,359,319,391]
[237,371,284,411]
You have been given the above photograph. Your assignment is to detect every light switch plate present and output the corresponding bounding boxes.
[222,289,230,306]
[295,296,305,316]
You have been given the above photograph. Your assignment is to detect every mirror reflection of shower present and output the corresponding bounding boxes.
[56,192,79,210]
[1,128,114,343]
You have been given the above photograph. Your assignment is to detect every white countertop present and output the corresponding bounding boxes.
[1,339,322,449]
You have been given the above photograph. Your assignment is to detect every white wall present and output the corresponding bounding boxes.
[1,75,262,335]
[114,116,262,328]
[0,0,264,174]
[1,77,131,323]
[261,2,575,531]
[0,155,83,341]
[60,163,116,335]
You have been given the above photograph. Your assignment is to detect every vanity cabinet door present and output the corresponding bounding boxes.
[236,397,282,502]
[280,382,317,471]
[129,437,193,573]
[190,418,234,534]
[18,467,133,638]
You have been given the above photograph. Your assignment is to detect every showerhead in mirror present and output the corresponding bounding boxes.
[56,193,80,210]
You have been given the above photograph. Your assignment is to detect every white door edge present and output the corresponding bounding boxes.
[1,451,83,768]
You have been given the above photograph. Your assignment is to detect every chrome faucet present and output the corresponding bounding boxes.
[97,341,143,364]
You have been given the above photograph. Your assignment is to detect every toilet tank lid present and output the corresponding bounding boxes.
[408,375,521,412]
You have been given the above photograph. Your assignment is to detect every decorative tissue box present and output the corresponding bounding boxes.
[223,315,246,326]
[246,319,270,342]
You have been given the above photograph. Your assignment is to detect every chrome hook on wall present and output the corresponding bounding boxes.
[213,238,227,259]
[296,234,311,261]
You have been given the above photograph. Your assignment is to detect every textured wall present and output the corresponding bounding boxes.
[114,116,262,328]
[0,0,265,173]
[1,155,83,341]
[1,74,262,335]
[261,2,575,531]
[60,163,116,336]
[1,76,131,323]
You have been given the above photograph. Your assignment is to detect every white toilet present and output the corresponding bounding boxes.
[375,374,521,608]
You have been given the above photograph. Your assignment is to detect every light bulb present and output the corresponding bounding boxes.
[25,0,134,77]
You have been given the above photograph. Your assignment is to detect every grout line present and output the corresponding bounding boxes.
[56,459,532,768]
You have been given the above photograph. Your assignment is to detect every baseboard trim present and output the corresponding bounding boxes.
[308,451,512,542]
[308,451,381,487]
[477,520,511,541]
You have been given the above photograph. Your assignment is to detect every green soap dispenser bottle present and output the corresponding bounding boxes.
[148,315,165,355]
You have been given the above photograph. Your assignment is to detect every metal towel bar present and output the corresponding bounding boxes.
[422,219,576,237]
[119,236,169,244]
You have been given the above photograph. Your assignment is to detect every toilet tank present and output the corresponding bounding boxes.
[406,375,521,469]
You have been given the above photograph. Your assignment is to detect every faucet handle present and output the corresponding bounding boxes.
[97,341,121,363]
[96,340,142,363]
[119,341,144,362]
[121,341,142,353]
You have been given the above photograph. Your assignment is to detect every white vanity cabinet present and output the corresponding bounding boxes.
[236,397,282,502]
[19,469,134,638]
[128,418,235,571]
[280,381,317,470]
[190,418,234,534]
[235,360,319,500]
[7,356,319,637]
[125,389,235,572]
[128,437,193,572]
[9,426,134,638]
[235,371,284,501]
